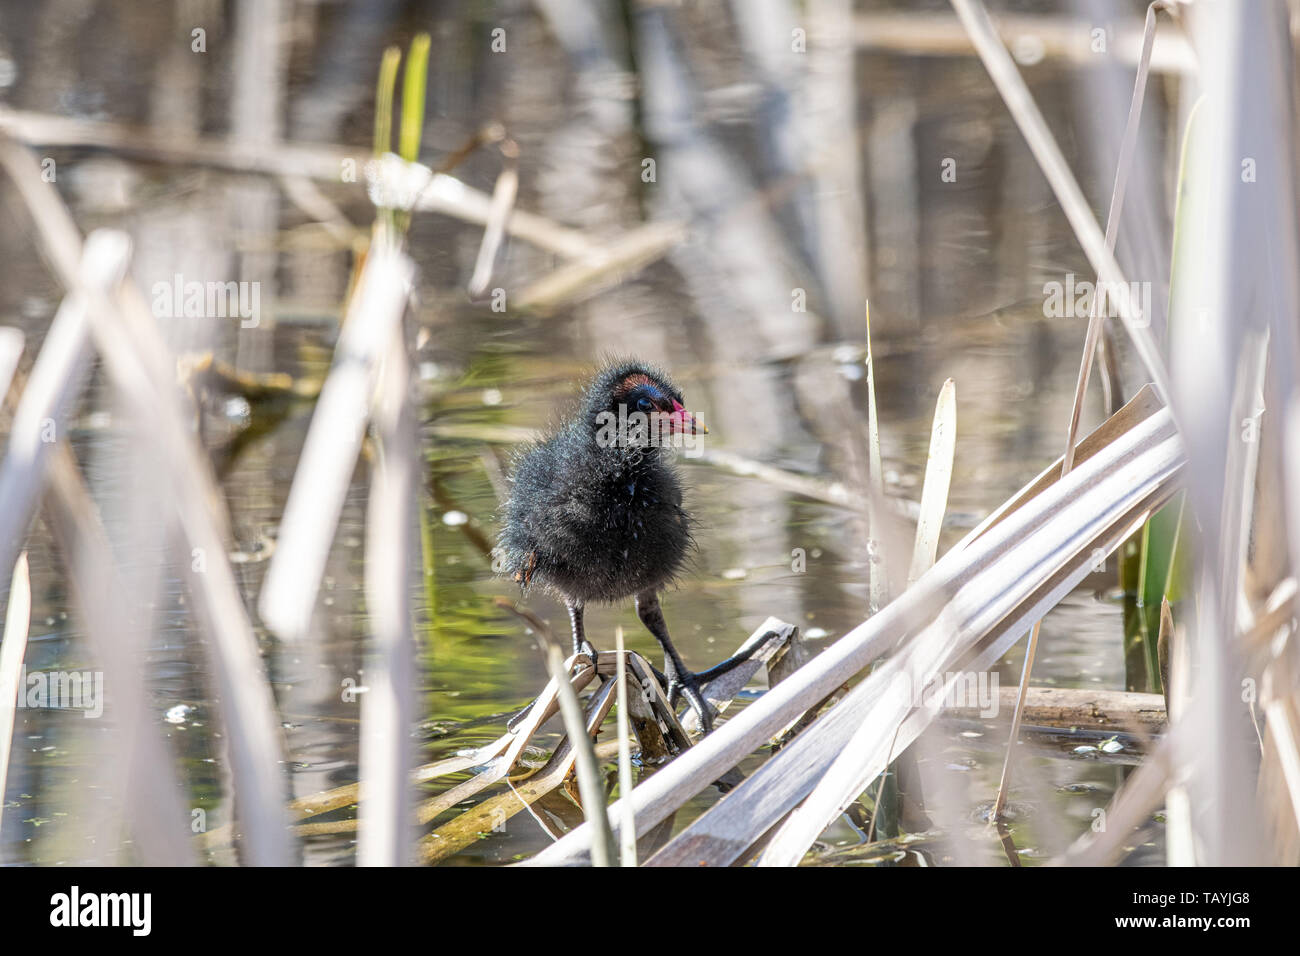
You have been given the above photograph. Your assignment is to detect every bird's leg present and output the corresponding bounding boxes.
[566,599,597,664]
[635,590,715,733]
[563,598,603,751]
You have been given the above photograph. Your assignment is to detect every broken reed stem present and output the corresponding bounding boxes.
[794,376,955,858]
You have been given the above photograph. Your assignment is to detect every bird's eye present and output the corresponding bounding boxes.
[636,397,653,413]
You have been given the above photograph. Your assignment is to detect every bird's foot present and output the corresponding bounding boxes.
[661,639,770,735]
[666,669,716,734]
[572,640,600,679]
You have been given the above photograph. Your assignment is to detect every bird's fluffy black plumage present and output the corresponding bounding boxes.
[498,359,693,604]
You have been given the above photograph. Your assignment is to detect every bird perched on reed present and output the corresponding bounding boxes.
[498,359,742,732]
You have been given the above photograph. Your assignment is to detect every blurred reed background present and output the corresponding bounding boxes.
[0,0,1295,867]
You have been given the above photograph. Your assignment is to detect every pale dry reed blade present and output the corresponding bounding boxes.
[865,302,888,612]
[542,642,614,867]
[0,328,22,399]
[908,378,956,583]
[1242,0,1300,859]
[467,141,519,300]
[1277,402,1300,836]
[614,627,637,867]
[948,0,1172,405]
[358,329,418,866]
[259,249,415,641]
[222,651,603,850]
[954,387,1165,550]
[0,552,31,842]
[0,231,131,589]
[531,409,1183,865]
[753,630,981,867]
[672,491,1174,865]
[1262,679,1300,842]
[0,105,363,180]
[397,641,765,863]
[416,172,600,260]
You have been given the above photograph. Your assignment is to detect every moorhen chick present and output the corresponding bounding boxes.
[499,360,744,732]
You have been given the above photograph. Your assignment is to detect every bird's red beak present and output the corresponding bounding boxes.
[667,399,708,435]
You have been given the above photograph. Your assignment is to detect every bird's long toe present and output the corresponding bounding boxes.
[671,671,715,734]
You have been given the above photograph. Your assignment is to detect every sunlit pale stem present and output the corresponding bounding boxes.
[615,628,638,867]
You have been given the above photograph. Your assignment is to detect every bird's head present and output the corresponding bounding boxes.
[583,360,708,449]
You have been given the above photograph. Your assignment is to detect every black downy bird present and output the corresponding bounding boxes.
[499,360,749,732]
